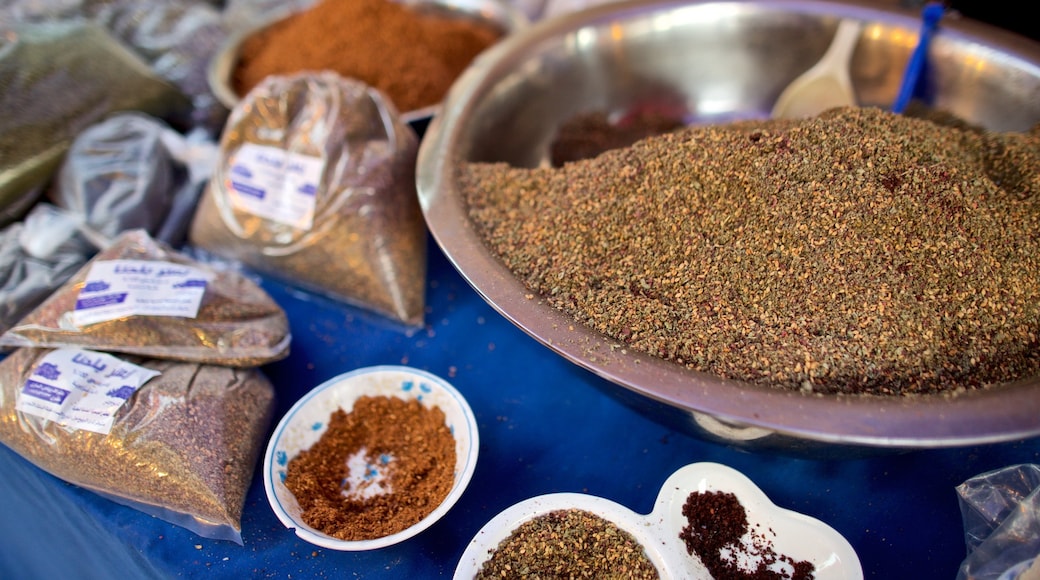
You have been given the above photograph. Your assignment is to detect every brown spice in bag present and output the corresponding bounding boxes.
[0,347,275,543]
[0,229,290,366]
[284,395,456,540]
[189,73,427,326]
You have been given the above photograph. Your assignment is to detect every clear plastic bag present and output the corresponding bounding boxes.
[0,0,228,134]
[0,20,190,227]
[52,112,218,248]
[956,464,1040,580]
[188,71,428,327]
[92,0,230,134]
[0,113,217,337]
[0,204,91,335]
[0,346,276,544]
[0,229,291,366]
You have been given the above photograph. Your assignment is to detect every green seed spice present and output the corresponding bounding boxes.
[475,508,659,579]
[459,106,1040,396]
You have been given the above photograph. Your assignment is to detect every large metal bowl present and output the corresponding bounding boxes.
[416,0,1040,455]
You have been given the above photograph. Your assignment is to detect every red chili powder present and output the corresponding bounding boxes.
[232,0,503,113]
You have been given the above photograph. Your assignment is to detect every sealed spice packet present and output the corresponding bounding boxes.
[0,347,276,544]
[0,229,291,366]
[0,20,191,227]
[188,71,427,327]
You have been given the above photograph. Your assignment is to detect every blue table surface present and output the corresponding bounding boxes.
[1,237,1037,579]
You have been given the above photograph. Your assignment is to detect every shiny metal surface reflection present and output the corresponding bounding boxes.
[416,0,1040,454]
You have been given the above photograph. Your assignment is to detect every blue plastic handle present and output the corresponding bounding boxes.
[892,2,945,113]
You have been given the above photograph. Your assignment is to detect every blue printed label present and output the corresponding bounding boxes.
[22,379,69,404]
[15,349,161,434]
[71,259,214,328]
[225,142,323,229]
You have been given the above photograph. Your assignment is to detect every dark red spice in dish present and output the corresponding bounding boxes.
[679,490,815,580]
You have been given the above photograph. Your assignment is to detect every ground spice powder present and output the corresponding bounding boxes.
[233,0,503,113]
[284,395,456,540]
[460,106,1040,396]
[680,490,815,580]
[475,508,660,579]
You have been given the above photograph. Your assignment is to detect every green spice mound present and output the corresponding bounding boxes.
[476,509,659,579]
[460,106,1040,396]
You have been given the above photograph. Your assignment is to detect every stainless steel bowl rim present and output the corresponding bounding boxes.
[417,0,1040,450]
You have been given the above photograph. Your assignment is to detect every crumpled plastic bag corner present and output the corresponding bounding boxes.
[956,464,1040,580]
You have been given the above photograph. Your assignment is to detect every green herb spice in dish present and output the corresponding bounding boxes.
[475,508,659,579]
[459,106,1040,397]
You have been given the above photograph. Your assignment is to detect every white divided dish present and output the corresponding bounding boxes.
[454,462,862,579]
[264,365,479,551]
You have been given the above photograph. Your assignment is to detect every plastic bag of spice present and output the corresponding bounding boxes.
[0,346,276,544]
[0,229,291,366]
[0,20,191,228]
[188,71,428,327]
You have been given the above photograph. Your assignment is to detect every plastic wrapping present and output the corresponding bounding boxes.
[0,346,276,544]
[220,0,316,32]
[0,0,227,133]
[92,0,230,134]
[0,20,191,226]
[188,72,428,327]
[0,113,217,336]
[0,204,91,335]
[0,229,291,366]
[957,464,1040,580]
[53,112,218,248]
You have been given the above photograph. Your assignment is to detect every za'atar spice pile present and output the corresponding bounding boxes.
[459,106,1040,396]
[475,508,659,579]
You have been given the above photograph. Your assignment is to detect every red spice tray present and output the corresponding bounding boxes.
[454,462,862,578]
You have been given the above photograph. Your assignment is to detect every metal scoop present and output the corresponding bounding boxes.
[771,19,862,119]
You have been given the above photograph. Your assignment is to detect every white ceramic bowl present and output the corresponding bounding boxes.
[454,462,862,578]
[264,365,479,550]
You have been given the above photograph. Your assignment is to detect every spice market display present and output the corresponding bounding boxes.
[1,0,1039,578]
